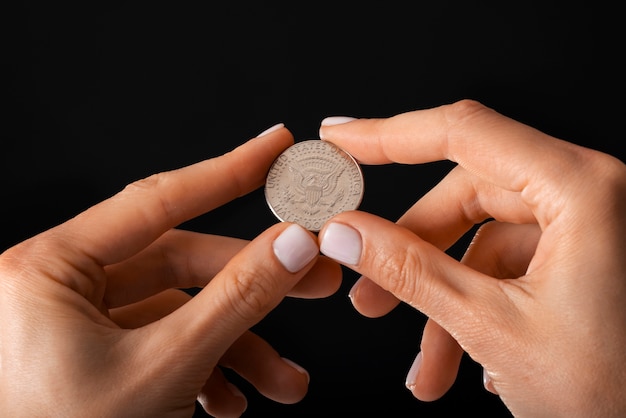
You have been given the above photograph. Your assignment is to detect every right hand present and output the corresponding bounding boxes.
[317,100,626,417]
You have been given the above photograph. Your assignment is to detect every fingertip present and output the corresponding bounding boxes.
[405,351,448,402]
[272,357,310,404]
[405,351,422,393]
[409,321,464,401]
[319,116,357,140]
[288,255,342,299]
[483,367,498,394]
[319,222,362,266]
[226,382,248,413]
[281,357,310,385]
[246,121,293,156]
[272,223,319,273]
[257,122,285,138]
[348,275,399,318]
[320,116,357,127]
[197,373,248,418]
[248,354,311,405]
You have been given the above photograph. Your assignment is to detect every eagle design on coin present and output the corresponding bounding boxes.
[287,164,346,215]
[265,140,364,231]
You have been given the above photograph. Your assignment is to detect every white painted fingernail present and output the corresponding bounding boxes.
[273,224,319,273]
[282,357,310,384]
[257,122,284,137]
[321,116,357,126]
[405,351,422,391]
[319,223,362,266]
[483,367,498,394]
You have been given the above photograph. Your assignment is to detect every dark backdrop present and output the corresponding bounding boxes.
[4,2,623,417]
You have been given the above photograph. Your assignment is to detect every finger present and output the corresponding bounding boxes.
[58,126,294,267]
[114,292,312,405]
[345,166,540,397]
[398,165,535,241]
[320,99,573,186]
[462,221,541,395]
[104,230,247,308]
[220,331,310,405]
[104,229,341,308]
[406,319,463,402]
[320,100,595,226]
[335,217,541,402]
[109,288,191,328]
[130,222,322,384]
[349,161,537,319]
[351,167,532,394]
[349,275,400,318]
[461,221,541,280]
[197,367,248,418]
[287,255,342,299]
[318,211,505,351]
[112,289,312,406]
[350,164,532,318]
[410,221,541,399]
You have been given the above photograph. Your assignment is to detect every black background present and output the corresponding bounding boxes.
[4,2,624,417]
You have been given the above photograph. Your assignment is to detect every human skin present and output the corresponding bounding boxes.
[0,126,342,418]
[318,100,626,417]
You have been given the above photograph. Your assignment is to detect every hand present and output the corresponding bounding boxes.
[0,126,342,418]
[317,100,626,417]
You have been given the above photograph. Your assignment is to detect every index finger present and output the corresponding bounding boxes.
[58,126,294,265]
[319,100,586,211]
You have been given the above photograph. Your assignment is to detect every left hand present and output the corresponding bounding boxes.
[0,126,342,418]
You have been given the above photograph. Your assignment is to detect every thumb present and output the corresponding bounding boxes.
[318,211,501,344]
[133,222,320,377]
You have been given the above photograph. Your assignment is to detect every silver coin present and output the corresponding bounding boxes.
[265,140,364,232]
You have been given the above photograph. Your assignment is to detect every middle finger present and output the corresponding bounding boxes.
[105,229,342,309]
[350,165,535,317]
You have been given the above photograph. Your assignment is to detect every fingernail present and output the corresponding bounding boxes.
[282,357,310,384]
[257,122,284,137]
[347,275,364,300]
[273,224,319,273]
[483,367,498,394]
[348,283,357,301]
[226,382,246,400]
[319,223,362,266]
[405,351,422,391]
[321,116,357,126]
[226,382,248,415]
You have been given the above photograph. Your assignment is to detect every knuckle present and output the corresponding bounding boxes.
[585,153,626,220]
[120,172,180,224]
[444,99,491,134]
[0,232,102,300]
[123,172,164,194]
[0,244,28,279]
[1,233,56,276]
[553,146,626,219]
[442,99,497,160]
[593,152,626,195]
[223,265,278,323]
[375,243,428,306]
